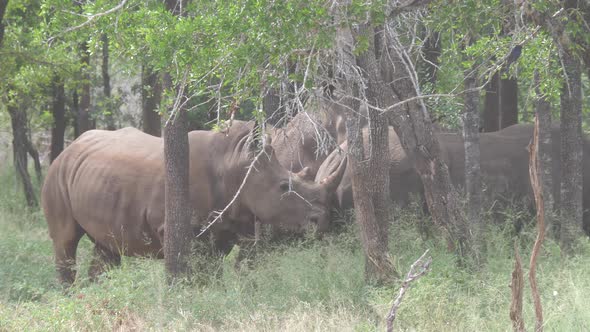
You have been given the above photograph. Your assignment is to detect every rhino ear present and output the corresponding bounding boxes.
[295,166,314,181]
[320,156,347,192]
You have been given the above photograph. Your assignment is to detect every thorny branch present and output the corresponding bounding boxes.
[386,250,432,332]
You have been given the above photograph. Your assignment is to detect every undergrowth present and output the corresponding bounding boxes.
[1,166,590,331]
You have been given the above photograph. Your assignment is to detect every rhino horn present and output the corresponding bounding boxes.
[320,156,347,192]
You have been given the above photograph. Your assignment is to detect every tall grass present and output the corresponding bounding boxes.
[1,166,590,331]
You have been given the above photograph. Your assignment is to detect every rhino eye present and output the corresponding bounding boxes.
[279,180,290,192]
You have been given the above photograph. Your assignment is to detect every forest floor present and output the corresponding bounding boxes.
[1,166,590,331]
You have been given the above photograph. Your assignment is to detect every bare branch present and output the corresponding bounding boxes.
[195,145,266,238]
[528,116,546,332]
[386,250,432,332]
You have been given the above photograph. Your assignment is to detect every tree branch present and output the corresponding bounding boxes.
[386,249,432,332]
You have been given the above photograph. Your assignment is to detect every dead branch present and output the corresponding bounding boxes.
[510,241,525,332]
[195,144,267,238]
[528,116,545,332]
[386,250,432,332]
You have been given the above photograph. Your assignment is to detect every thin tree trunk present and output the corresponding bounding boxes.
[500,77,518,128]
[422,31,440,86]
[26,138,41,184]
[141,64,162,137]
[72,90,80,138]
[559,50,583,252]
[50,75,66,163]
[78,41,94,135]
[0,0,8,47]
[378,22,473,261]
[534,70,554,235]
[163,0,191,282]
[482,72,500,132]
[102,33,116,130]
[163,104,191,280]
[8,104,37,207]
[463,61,483,263]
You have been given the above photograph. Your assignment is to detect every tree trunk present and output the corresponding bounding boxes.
[163,0,191,282]
[422,31,440,86]
[102,33,116,130]
[26,137,42,184]
[500,77,518,128]
[72,90,80,138]
[141,64,162,137]
[336,22,397,283]
[8,104,37,207]
[462,62,483,263]
[0,0,7,47]
[78,41,94,135]
[378,21,473,262]
[534,71,554,236]
[163,104,191,281]
[559,51,583,252]
[50,75,66,163]
[482,72,500,132]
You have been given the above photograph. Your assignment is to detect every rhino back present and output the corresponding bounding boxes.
[43,128,166,256]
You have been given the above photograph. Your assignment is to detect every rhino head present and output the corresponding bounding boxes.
[238,134,347,233]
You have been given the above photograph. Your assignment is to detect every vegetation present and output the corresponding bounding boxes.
[1,167,590,331]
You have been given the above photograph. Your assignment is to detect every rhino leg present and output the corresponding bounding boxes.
[88,244,121,282]
[52,221,85,285]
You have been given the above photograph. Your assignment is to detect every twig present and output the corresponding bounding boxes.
[195,145,267,238]
[386,250,432,332]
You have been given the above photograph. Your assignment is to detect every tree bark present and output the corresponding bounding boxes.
[462,61,483,263]
[163,104,191,281]
[534,70,554,235]
[50,75,66,163]
[141,64,162,137]
[7,104,37,207]
[559,50,583,252]
[163,0,191,282]
[378,22,473,262]
[336,22,397,283]
[77,41,94,135]
[102,33,116,130]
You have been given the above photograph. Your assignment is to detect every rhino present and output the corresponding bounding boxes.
[317,124,590,232]
[42,122,346,284]
[270,99,348,177]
